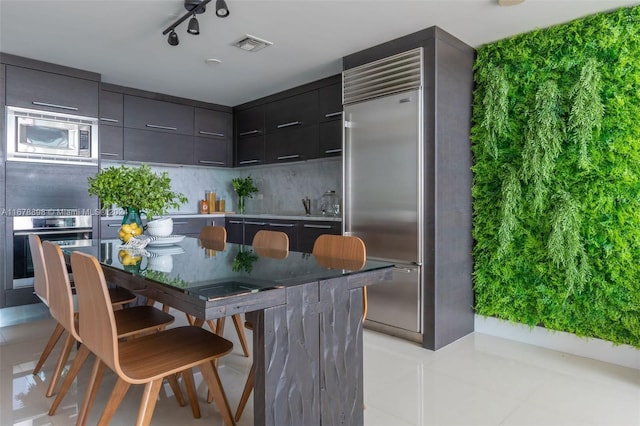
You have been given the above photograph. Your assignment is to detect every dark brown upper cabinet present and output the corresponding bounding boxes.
[99,90,123,127]
[265,91,318,133]
[236,105,265,138]
[123,95,194,136]
[5,65,99,117]
[318,82,342,122]
[265,125,319,164]
[194,108,233,167]
[235,105,265,167]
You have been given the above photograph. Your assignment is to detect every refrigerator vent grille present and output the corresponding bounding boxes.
[342,48,423,105]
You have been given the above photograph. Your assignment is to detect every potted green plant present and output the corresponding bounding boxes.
[88,164,187,240]
[231,175,258,214]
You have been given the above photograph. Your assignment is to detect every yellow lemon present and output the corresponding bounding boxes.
[121,224,132,233]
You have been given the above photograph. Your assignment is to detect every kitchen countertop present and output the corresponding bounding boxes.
[101,212,342,222]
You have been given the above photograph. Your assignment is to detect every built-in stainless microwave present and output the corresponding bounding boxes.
[6,106,99,165]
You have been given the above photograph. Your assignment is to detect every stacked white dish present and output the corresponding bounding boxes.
[146,217,173,237]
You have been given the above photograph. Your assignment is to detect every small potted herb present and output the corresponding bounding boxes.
[231,175,258,214]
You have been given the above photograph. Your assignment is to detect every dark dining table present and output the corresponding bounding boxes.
[59,237,393,426]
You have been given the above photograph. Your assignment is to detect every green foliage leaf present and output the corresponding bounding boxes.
[472,5,640,347]
[568,58,604,169]
[231,175,259,198]
[88,164,188,219]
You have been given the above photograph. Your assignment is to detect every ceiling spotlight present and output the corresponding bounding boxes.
[216,0,229,17]
[168,30,179,46]
[187,15,200,35]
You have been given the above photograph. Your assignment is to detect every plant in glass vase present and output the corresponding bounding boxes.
[231,175,258,214]
[88,164,187,241]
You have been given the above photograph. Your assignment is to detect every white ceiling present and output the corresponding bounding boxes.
[1,0,638,106]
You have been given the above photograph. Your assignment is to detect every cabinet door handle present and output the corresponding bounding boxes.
[268,223,295,227]
[324,148,342,154]
[106,223,121,228]
[100,117,119,123]
[276,121,302,129]
[325,112,342,118]
[32,101,79,111]
[277,154,300,161]
[173,221,189,225]
[146,124,177,131]
[100,152,120,157]
[245,221,267,226]
[239,129,260,136]
[228,220,243,224]
[199,130,225,137]
[303,224,333,229]
[199,160,225,165]
[239,159,261,165]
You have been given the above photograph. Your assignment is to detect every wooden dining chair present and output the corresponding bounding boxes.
[40,241,177,422]
[191,226,250,358]
[30,234,136,377]
[70,250,236,426]
[234,230,290,421]
[312,234,367,317]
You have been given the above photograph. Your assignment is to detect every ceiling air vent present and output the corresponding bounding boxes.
[233,34,273,52]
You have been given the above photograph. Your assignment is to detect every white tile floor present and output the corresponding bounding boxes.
[1,303,639,426]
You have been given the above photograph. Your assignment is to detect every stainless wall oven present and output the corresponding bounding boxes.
[12,212,92,288]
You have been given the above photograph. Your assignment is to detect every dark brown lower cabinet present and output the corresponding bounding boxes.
[297,221,341,253]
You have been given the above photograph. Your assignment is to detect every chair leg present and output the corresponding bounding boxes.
[231,314,250,357]
[135,379,163,426]
[45,331,74,397]
[33,322,65,375]
[200,360,234,426]
[235,363,255,422]
[166,374,186,407]
[206,319,218,333]
[216,317,226,335]
[48,344,90,415]
[182,368,201,419]
[97,377,131,426]
[362,286,368,320]
[77,358,107,426]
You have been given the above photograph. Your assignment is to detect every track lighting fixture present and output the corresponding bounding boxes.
[187,15,200,35]
[162,0,229,46]
[168,30,179,46]
[216,0,229,17]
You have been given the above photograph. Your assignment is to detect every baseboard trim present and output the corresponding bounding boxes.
[474,315,640,370]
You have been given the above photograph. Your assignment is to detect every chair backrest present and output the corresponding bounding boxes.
[252,230,289,251]
[41,242,80,341]
[199,225,227,243]
[312,234,367,270]
[199,226,227,251]
[29,234,48,304]
[70,251,121,376]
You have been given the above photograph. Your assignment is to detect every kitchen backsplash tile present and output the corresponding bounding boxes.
[101,159,341,215]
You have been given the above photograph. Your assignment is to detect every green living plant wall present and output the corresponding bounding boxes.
[471,6,640,347]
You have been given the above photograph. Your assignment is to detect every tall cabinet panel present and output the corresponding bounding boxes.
[343,26,475,351]
[0,63,5,308]
[99,90,124,160]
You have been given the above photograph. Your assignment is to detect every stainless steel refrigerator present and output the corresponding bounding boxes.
[343,48,424,341]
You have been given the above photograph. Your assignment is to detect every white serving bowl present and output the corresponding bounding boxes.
[146,217,173,237]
